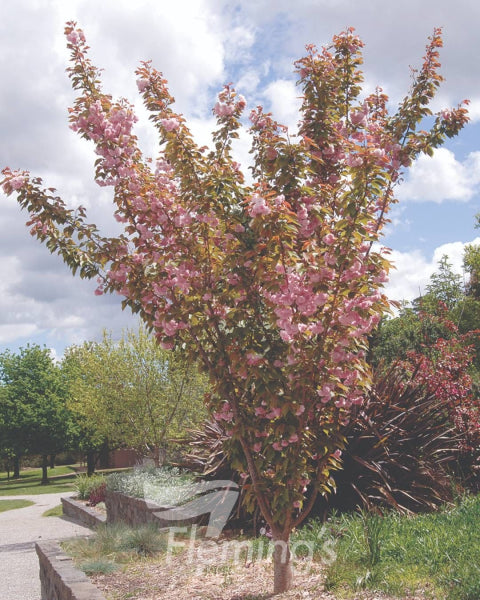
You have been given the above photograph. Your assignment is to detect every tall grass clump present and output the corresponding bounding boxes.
[62,522,169,575]
[120,524,168,556]
[324,494,480,600]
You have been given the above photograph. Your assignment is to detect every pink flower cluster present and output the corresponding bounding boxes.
[247,193,271,217]
[1,169,27,194]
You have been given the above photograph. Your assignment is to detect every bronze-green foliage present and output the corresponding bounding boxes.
[64,326,208,464]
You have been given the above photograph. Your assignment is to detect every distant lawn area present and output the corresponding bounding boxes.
[0,465,77,496]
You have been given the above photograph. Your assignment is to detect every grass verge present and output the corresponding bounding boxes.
[0,498,34,512]
[323,494,480,600]
[42,504,63,517]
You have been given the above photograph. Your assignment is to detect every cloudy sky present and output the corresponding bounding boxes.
[1,0,479,356]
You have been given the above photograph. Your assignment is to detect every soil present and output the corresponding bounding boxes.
[90,538,428,600]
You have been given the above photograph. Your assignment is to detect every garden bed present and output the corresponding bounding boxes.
[62,496,106,528]
[87,537,424,600]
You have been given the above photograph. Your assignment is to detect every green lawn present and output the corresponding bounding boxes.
[0,498,35,512]
[42,504,64,517]
[0,465,77,496]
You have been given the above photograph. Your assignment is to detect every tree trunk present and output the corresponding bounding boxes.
[49,454,55,469]
[41,455,49,485]
[273,535,293,594]
[152,445,166,467]
[86,451,96,476]
[13,455,20,479]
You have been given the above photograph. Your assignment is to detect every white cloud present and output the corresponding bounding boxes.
[467,100,480,122]
[385,238,480,304]
[236,69,262,95]
[0,324,40,344]
[263,79,302,131]
[398,149,480,203]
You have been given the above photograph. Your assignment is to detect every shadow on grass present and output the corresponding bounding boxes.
[0,466,78,496]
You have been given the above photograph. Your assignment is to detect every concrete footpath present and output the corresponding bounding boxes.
[0,492,93,600]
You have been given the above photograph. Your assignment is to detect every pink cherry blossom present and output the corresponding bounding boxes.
[161,118,180,132]
[323,233,336,245]
[213,102,235,117]
[248,193,271,217]
[350,110,367,127]
[136,78,149,92]
[345,153,363,167]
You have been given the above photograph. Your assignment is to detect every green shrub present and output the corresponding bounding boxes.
[92,523,131,555]
[74,473,105,500]
[79,559,119,575]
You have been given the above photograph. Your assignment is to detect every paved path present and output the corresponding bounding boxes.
[0,492,93,600]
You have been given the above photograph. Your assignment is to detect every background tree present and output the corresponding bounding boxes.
[421,255,464,312]
[0,345,73,483]
[371,254,480,373]
[63,326,208,466]
[1,24,468,593]
[0,385,16,478]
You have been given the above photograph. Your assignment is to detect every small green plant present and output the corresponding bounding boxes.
[79,559,119,575]
[74,473,105,500]
[63,521,168,573]
[360,509,384,567]
[120,524,168,556]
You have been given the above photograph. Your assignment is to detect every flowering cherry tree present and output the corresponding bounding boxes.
[1,24,468,593]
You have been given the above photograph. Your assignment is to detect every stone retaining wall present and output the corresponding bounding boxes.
[36,541,106,600]
[61,496,106,528]
[105,489,164,525]
[105,489,204,529]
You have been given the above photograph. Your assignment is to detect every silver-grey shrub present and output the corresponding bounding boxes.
[106,466,196,506]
